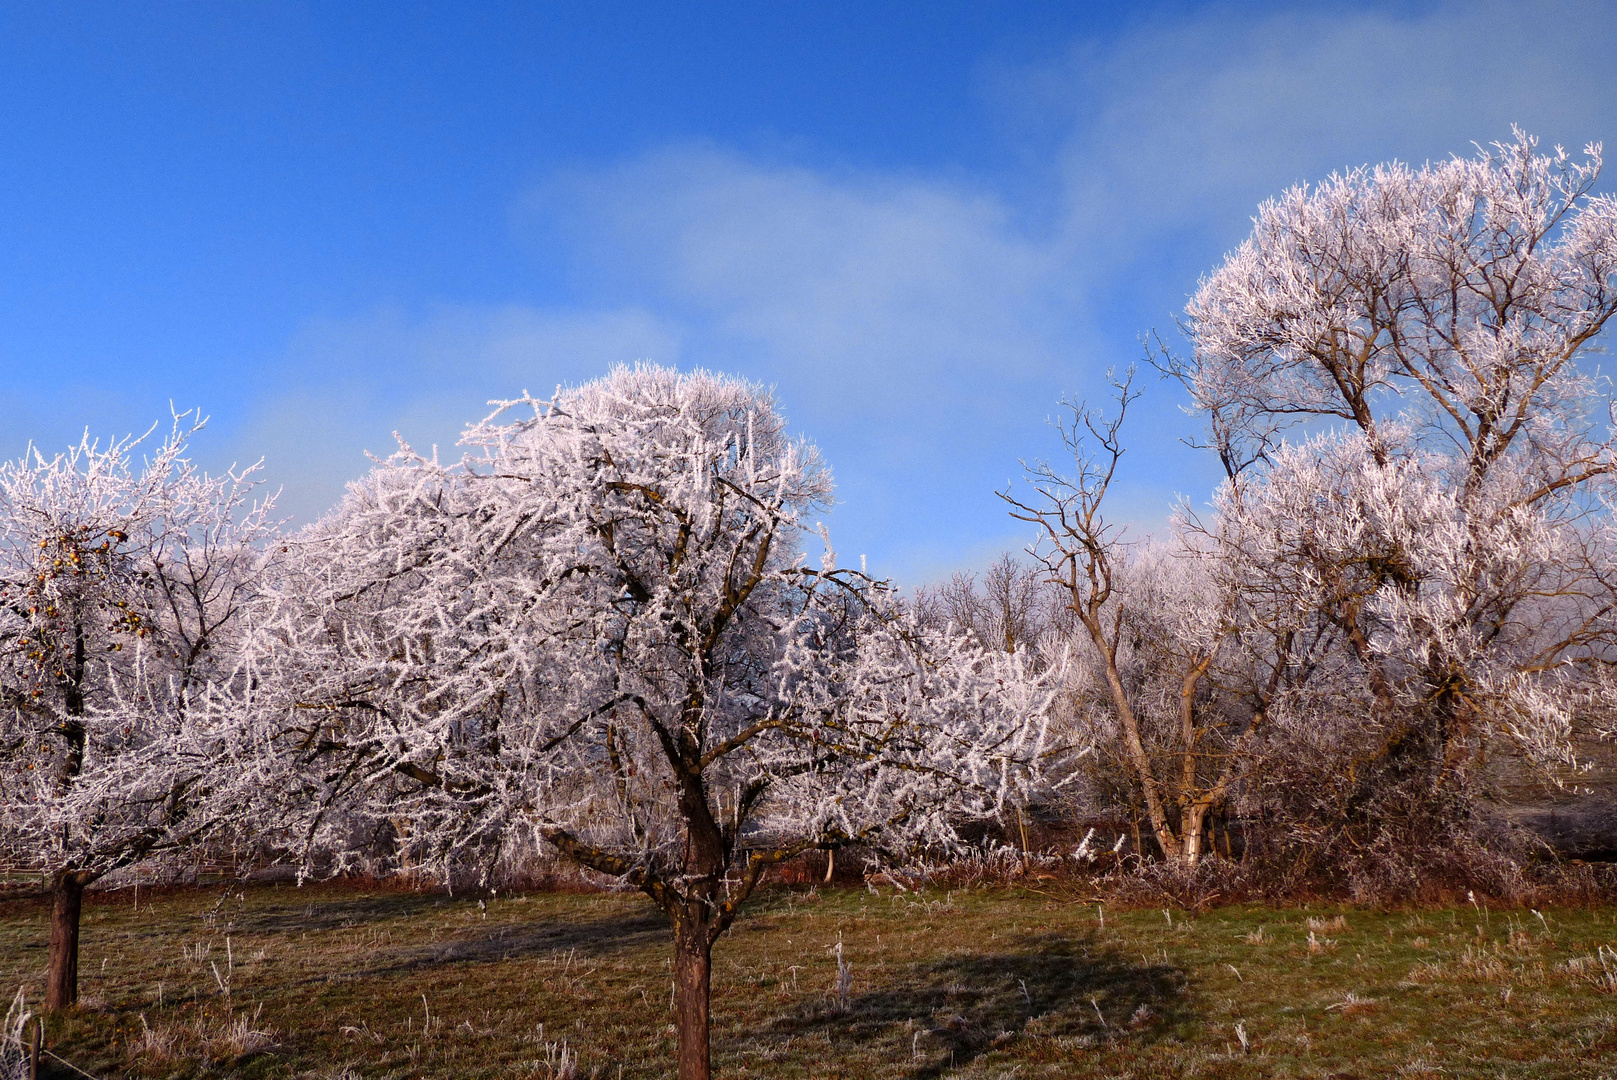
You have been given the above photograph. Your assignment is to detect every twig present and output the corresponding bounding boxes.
[44,1047,108,1080]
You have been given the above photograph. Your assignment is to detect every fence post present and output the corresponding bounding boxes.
[28,1016,40,1080]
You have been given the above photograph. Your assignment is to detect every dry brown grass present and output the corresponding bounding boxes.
[0,882,1615,1078]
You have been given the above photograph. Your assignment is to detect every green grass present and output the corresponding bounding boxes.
[3,881,1617,1078]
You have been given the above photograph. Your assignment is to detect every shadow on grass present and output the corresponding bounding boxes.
[749,931,1187,1078]
[369,909,668,974]
[198,892,670,975]
[217,891,453,934]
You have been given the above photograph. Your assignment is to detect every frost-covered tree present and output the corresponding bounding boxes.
[0,417,276,1007]
[253,366,1056,1080]
[1165,131,1617,877]
[912,553,1069,658]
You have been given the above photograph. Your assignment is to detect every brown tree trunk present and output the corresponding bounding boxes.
[673,916,714,1080]
[45,872,87,1009]
[1080,614,1183,861]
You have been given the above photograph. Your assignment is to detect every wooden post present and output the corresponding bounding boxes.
[29,1016,40,1080]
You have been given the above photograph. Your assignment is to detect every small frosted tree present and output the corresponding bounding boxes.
[0,417,276,1007]
[253,366,1056,1080]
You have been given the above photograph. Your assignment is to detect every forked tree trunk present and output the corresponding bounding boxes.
[45,872,88,1009]
[1079,614,1187,863]
[672,916,715,1080]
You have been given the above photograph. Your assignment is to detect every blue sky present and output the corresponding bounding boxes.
[3,1,1615,584]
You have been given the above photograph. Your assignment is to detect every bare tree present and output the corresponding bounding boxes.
[0,417,276,1007]
[1001,371,1267,865]
[914,553,1065,657]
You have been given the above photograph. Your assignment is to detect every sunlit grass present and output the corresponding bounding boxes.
[3,882,1616,1078]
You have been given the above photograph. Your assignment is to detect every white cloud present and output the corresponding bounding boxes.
[541,147,1083,411]
[234,304,682,525]
[240,0,1617,577]
[502,0,1617,583]
[1035,0,1617,253]
[529,148,1101,568]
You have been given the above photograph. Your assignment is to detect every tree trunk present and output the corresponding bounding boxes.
[673,917,714,1080]
[1181,802,1210,867]
[45,872,86,1009]
[1080,614,1183,861]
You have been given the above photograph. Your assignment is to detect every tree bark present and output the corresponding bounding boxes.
[45,872,87,1009]
[1087,628,1182,861]
[673,915,714,1080]
[1181,801,1212,866]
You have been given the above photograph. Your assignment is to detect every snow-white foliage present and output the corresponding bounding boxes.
[251,366,1057,918]
[1177,130,1617,817]
[1186,129,1617,477]
[0,416,277,884]
[1208,433,1597,770]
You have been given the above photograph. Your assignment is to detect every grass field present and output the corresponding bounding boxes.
[2,881,1616,1079]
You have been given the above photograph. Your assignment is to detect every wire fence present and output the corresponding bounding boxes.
[0,992,110,1080]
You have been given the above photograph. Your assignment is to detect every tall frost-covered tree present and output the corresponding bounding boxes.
[1168,131,1617,876]
[0,417,276,1007]
[254,366,1055,1080]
